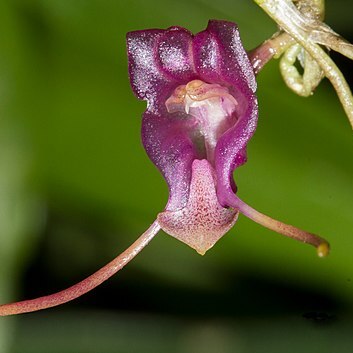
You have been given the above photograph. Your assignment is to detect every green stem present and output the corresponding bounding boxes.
[254,0,353,128]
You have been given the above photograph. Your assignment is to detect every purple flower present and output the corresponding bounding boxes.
[127,20,328,256]
[128,20,257,254]
[0,20,329,316]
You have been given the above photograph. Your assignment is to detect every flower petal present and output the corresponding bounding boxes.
[192,20,258,206]
[128,28,200,210]
[156,27,196,82]
[142,110,198,211]
[158,159,238,255]
[215,95,258,207]
[127,26,197,109]
[127,29,176,108]
[193,20,256,93]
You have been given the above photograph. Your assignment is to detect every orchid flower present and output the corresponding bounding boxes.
[0,20,329,316]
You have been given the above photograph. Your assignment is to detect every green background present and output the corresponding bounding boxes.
[0,0,352,352]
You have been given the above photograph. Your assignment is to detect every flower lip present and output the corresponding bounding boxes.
[158,159,238,255]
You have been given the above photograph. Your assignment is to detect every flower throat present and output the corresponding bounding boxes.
[165,80,238,164]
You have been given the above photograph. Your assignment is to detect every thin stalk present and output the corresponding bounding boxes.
[254,0,353,128]
[310,27,353,60]
[0,221,161,316]
[248,32,295,74]
[227,193,329,257]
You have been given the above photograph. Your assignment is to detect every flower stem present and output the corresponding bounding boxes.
[227,193,329,257]
[254,0,353,128]
[0,221,161,316]
[248,32,295,74]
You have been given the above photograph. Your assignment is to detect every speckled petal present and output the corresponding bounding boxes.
[156,27,196,82]
[158,159,238,255]
[127,29,176,109]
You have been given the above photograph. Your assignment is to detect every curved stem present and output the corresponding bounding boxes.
[227,193,329,257]
[254,0,353,128]
[0,221,161,316]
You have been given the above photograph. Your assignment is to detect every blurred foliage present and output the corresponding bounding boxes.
[0,0,352,352]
